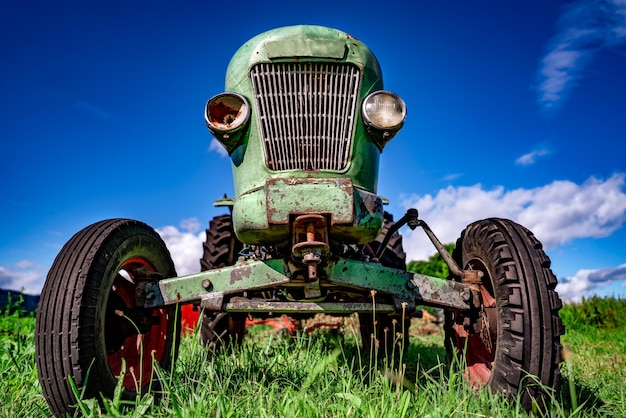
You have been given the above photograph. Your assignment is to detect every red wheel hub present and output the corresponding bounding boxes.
[452,263,497,386]
[106,258,169,391]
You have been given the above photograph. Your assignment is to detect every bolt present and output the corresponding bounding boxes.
[201,279,212,290]
[303,252,320,264]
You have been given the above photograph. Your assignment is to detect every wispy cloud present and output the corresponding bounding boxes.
[557,263,626,301]
[209,138,229,157]
[401,172,626,261]
[516,141,553,166]
[516,148,550,166]
[537,0,626,110]
[0,261,46,294]
[441,173,463,182]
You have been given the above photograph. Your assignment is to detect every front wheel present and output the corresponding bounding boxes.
[35,219,180,417]
[445,218,564,410]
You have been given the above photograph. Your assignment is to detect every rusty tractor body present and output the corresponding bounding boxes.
[35,26,564,416]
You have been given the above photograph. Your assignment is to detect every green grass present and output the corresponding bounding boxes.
[0,305,49,417]
[558,297,626,416]
[1,297,625,417]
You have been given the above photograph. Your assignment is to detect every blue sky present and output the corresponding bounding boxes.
[1,0,625,301]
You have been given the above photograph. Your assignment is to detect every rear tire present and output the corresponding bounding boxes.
[368,212,406,270]
[199,214,246,349]
[35,219,179,417]
[445,218,564,409]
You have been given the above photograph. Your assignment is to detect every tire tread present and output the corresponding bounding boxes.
[448,218,563,409]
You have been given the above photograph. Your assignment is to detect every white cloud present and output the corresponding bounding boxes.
[7,171,626,300]
[179,217,201,234]
[156,217,206,276]
[0,261,46,294]
[400,173,626,261]
[2,218,206,295]
[516,146,551,166]
[209,138,228,157]
[441,173,463,182]
[557,263,626,301]
[538,0,626,110]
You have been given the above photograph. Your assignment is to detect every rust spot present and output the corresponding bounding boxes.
[230,264,251,285]
[207,98,245,130]
[267,206,277,220]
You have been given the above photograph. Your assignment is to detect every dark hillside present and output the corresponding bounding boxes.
[0,289,39,313]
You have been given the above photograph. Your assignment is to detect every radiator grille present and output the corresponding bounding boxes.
[250,62,360,171]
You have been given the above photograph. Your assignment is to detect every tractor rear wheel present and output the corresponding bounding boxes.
[360,213,408,358]
[35,219,179,417]
[445,218,564,409]
[199,214,246,349]
[368,212,407,270]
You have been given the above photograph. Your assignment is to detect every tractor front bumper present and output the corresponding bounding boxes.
[139,258,474,314]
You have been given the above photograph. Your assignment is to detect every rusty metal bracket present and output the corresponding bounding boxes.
[375,208,419,260]
[409,273,473,309]
[328,258,473,311]
[133,267,165,308]
[224,300,397,314]
[143,260,290,310]
[141,255,474,314]
[399,210,484,287]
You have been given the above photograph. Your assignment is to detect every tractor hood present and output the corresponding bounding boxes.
[225,25,383,96]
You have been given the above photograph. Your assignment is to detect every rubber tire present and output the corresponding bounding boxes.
[360,214,408,357]
[445,218,564,410]
[199,214,246,349]
[368,212,407,270]
[35,219,180,417]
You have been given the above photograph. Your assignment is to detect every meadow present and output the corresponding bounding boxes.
[1,296,624,417]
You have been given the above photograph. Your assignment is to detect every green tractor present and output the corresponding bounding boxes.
[35,25,564,416]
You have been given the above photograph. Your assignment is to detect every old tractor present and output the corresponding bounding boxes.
[35,25,564,416]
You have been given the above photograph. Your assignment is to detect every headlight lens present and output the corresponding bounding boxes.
[205,93,250,134]
[362,91,406,131]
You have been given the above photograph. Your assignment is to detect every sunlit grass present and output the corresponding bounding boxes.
[1,296,625,417]
[558,296,626,416]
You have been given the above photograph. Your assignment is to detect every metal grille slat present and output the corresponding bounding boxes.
[251,63,360,171]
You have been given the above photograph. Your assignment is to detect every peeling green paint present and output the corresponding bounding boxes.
[154,256,470,313]
[158,260,289,305]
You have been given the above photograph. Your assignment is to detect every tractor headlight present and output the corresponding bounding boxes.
[205,92,250,154]
[362,90,406,150]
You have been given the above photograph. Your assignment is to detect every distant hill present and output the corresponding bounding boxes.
[0,289,40,313]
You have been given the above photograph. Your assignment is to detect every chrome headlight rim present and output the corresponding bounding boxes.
[204,92,250,135]
[361,90,407,132]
